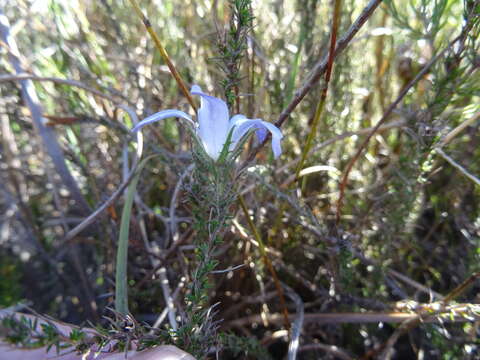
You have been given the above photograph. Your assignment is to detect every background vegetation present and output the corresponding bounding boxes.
[0,0,479,358]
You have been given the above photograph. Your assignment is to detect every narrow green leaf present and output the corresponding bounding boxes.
[115,155,157,316]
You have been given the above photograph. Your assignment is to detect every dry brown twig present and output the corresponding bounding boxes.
[242,0,383,167]
[377,272,480,359]
[226,305,480,329]
[0,73,129,104]
[336,2,480,223]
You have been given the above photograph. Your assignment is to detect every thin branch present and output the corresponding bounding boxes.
[243,0,383,165]
[439,110,480,147]
[378,272,480,359]
[62,160,139,242]
[442,272,480,304]
[226,305,480,329]
[294,0,343,184]
[211,264,246,274]
[435,148,480,186]
[0,73,128,104]
[276,0,381,129]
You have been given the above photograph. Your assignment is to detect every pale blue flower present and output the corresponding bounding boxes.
[132,85,283,161]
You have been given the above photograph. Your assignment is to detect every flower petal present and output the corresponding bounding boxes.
[131,109,194,133]
[255,127,268,143]
[231,118,284,158]
[191,85,230,160]
[230,114,267,143]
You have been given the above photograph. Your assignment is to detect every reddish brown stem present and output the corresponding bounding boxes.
[242,0,382,167]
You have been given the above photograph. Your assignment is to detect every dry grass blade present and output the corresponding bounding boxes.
[127,0,197,113]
